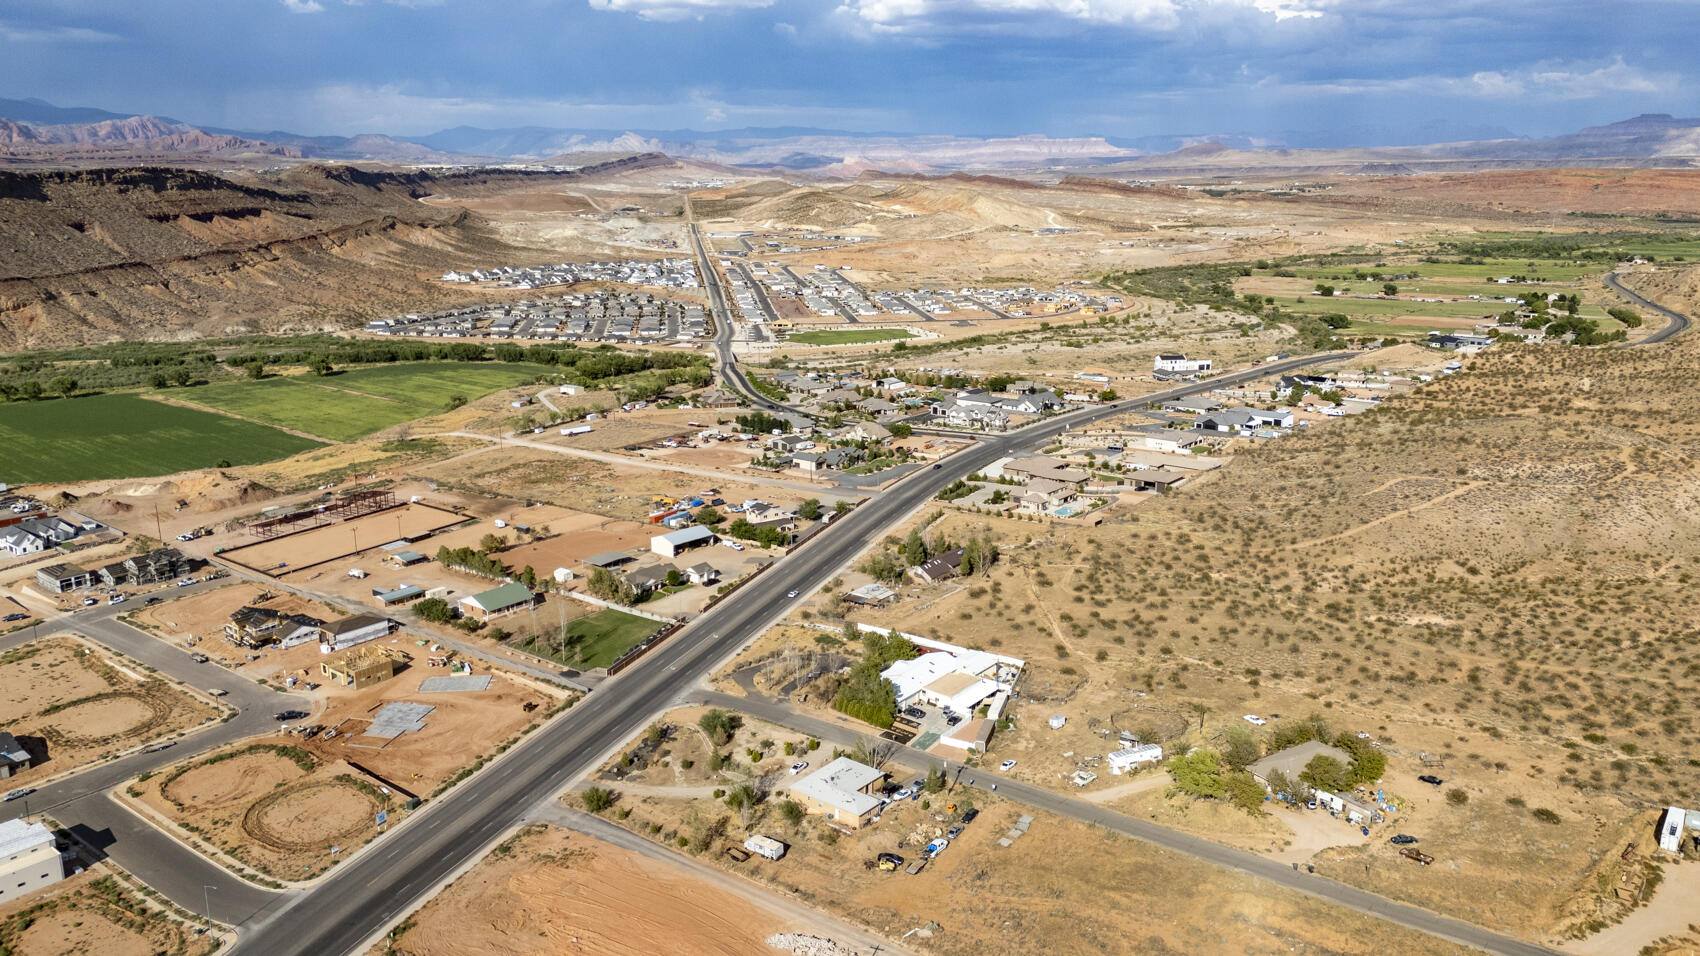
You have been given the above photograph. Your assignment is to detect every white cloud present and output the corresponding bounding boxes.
[586,0,774,22]
[1237,57,1677,103]
[281,0,326,12]
[833,0,1327,34]
[0,22,121,43]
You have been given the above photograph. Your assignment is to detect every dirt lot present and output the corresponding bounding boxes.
[0,867,218,956]
[586,709,1480,956]
[379,824,800,956]
[131,739,396,881]
[218,502,469,577]
[0,636,221,783]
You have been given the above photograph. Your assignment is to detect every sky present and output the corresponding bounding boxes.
[1,0,1697,145]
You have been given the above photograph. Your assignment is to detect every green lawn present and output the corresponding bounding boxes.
[0,393,321,482]
[786,328,917,346]
[179,363,544,441]
[512,609,659,669]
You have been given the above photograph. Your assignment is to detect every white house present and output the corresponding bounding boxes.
[1154,354,1213,374]
[0,819,64,904]
[882,647,1002,712]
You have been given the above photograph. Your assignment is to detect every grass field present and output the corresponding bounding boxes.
[0,393,321,482]
[512,608,658,669]
[786,328,916,346]
[180,363,544,441]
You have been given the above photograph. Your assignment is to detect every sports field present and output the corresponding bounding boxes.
[786,328,916,346]
[0,393,321,483]
[182,363,544,441]
[514,608,657,669]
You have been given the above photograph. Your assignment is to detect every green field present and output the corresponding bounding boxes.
[786,328,917,346]
[181,363,544,441]
[0,393,321,482]
[512,608,659,669]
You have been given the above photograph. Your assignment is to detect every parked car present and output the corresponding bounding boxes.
[789,761,809,775]
[81,597,98,607]
[723,541,745,551]
[190,654,209,663]
[2,613,27,622]
[998,759,1017,772]
[945,825,964,840]
[3,788,34,802]
[206,688,227,697]
[1417,774,1444,786]
[1243,714,1268,726]
[944,714,962,726]
[892,788,913,802]
[274,710,309,722]
[961,808,980,824]
[1389,834,1419,845]
[903,706,926,720]
[108,594,125,605]
[876,852,904,871]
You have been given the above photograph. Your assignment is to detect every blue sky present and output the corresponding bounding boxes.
[1,0,1695,144]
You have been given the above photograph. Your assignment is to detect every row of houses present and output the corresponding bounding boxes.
[36,548,196,594]
[225,605,394,654]
[0,516,86,558]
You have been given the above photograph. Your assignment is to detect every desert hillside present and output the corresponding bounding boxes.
[0,154,675,348]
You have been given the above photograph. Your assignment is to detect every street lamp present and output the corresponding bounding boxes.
[203,884,217,925]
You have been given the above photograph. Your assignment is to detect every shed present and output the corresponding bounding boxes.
[584,551,635,569]
[652,525,716,558]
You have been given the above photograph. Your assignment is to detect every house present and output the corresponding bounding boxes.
[652,525,716,558]
[226,606,325,648]
[881,646,1005,709]
[1247,740,1353,791]
[1194,408,1258,434]
[1107,745,1164,774]
[937,401,1009,430]
[0,819,64,904]
[914,670,1001,713]
[912,548,965,584]
[0,733,32,778]
[844,582,897,606]
[694,388,739,408]
[1002,456,1089,486]
[458,583,536,622]
[1429,332,1493,350]
[767,435,811,455]
[1161,397,1222,414]
[847,420,892,442]
[99,548,193,587]
[1154,354,1213,374]
[34,564,92,594]
[319,614,393,653]
[0,529,43,557]
[685,563,719,585]
[818,388,862,405]
[787,757,887,828]
[876,376,910,393]
[624,564,673,595]
[320,646,407,690]
[1247,407,1295,429]
[999,390,1064,415]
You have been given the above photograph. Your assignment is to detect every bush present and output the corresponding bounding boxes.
[699,708,743,746]
[582,786,616,812]
[1445,788,1469,806]
[1531,807,1561,824]
[779,800,805,825]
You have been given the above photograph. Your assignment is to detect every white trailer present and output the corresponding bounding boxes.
[1659,807,1687,853]
[743,834,787,861]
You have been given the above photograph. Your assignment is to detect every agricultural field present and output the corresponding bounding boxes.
[179,362,545,442]
[511,608,659,670]
[784,328,916,346]
[0,869,218,956]
[584,708,1475,956]
[0,393,320,482]
[0,636,222,783]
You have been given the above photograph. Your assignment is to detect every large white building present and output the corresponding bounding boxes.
[0,819,64,904]
[1153,354,1213,374]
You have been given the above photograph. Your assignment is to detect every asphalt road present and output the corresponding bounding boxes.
[229,350,1365,956]
[0,589,306,924]
[695,691,1560,956]
[1605,270,1691,345]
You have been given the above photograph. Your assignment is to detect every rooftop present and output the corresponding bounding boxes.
[788,756,884,817]
[1248,740,1353,783]
[0,818,53,859]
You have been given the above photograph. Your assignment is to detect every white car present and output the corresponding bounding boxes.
[789,761,809,775]
[998,759,1017,772]
[1243,714,1268,726]
[892,787,913,802]
[723,541,745,551]
[787,590,798,598]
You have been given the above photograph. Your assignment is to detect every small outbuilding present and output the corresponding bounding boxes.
[651,525,716,558]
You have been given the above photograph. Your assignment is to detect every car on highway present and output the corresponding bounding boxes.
[1,613,27,622]
[1243,714,1268,726]
[274,710,309,722]
[3,788,34,802]
[786,589,798,598]
[998,759,1017,772]
[190,654,209,663]
[1389,834,1419,845]
[932,464,941,469]
[144,597,162,605]
[207,688,228,697]
[1418,774,1444,786]
[789,761,809,775]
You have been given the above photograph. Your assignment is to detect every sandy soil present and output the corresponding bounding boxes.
[1565,860,1700,956]
[0,636,219,784]
[0,867,217,956]
[381,825,794,956]
[218,502,469,577]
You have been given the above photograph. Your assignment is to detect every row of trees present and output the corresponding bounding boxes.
[832,628,917,728]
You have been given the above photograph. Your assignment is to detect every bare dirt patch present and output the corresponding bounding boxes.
[0,868,217,956]
[0,636,219,783]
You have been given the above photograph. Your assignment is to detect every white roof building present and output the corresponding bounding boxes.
[882,649,1000,706]
[788,757,885,824]
[0,819,63,904]
[1108,745,1164,774]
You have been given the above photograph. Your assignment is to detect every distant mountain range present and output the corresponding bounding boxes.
[1,97,1698,173]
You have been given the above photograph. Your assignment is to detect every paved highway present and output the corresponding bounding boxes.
[1605,270,1691,345]
[695,690,1561,956]
[229,351,1365,956]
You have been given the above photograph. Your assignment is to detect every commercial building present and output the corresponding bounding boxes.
[787,757,887,828]
[0,819,64,904]
[318,614,393,653]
